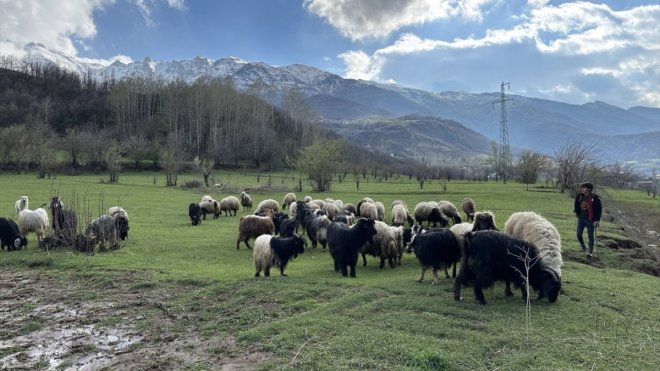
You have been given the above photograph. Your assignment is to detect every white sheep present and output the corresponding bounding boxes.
[360,220,399,268]
[254,199,280,215]
[322,202,340,221]
[18,208,49,247]
[504,211,563,276]
[107,206,130,240]
[282,192,297,209]
[359,202,378,220]
[391,204,413,227]
[219,196,240,216]
[240,191,253,211]
[15,195,29,214]
[374,201,385,221]
[389,225,405,265]
[199,197,220,219]
[450,222,474,252]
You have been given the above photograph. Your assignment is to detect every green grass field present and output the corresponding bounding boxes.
[1,171,658,370]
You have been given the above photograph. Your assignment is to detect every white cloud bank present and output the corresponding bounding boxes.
[308,1,660,107]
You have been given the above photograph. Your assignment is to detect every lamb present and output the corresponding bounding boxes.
[462,198,477,222]
[504,211,563,276]
[219,196,240,216]
[438,201,462,225]
[0,217,27,251]
[15,196,29,213]
[18,208,49,248]
[188,203,203,225]
[83,215,118,251]
[453,230,561,304]
[254,199,280,215]
[240,191,253,211]
[405,229,461,285]
[253,234,306,277]
[50,196,78,245]
[413,202,448,228]
[391,204,414,227]
[282,192,297,210]
[360,220,399,269]
[327,218,377,277]
[107,206,129,240]
[236,214,275,249]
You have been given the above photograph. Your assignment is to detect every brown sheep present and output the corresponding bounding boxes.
[236,215,275,249]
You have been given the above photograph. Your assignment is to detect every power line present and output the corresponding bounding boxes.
[492,82,513,183]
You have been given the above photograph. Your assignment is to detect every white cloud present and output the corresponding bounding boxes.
[338,2,660,107]
[0,0,112,56]
[304,0,495,41]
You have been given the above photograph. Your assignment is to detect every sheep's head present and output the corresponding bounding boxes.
[536,268,561,303]
[473,211,498,231]
[360,218,377,244]
[292,234,306,257]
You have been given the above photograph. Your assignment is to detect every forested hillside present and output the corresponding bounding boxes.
[0,66,405,175]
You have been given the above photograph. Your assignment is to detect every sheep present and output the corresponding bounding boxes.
[438,201,462,225]
[462,198,476,222]
[472,211,498,231]
[391,200,407,208]
[189,203,203,225]
[389,225,405,265]
[454,230,561,304]
[107,206,129,240]
[333,199,344,209]
[342,203,356,216]
[360,220,399,269]
[282,192,297,210]
[304,213,332,249]
[302,195,312,203]
[279,217,298,238]
[15,196,29,213]
[374,201,385,221]
[504,211,563,276]
[327,218,377,277]
[199,196,220,220]
[18,208,49,248]
[0,217,27,251]
[413,202,448,228]
[322,202,340,221]
[333,211,354,226]
[405,229,461,285]
[50,196,78,245]
[309,199,325,210]
[253,234,306,277]
[391,204,414,227]
[236,214,275,249]
[219,196,240,216]
[254,199,280,215]
[81,215,118,252]
[240,191,253,211]
[359,202,379,220]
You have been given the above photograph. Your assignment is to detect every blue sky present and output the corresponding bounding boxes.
[1,0,659,108]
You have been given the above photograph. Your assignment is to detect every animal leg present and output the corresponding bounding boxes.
[451,262,457,278]
[340,265,349,277]
[474,284,486,304]
[379,256,385,269]
[443,267,450,278]
[349,264,356,278]
[264,266,271,277]
[416,267,427,282]
[362,252,368,267]
[504,281,513,296]
[431,268,439,285]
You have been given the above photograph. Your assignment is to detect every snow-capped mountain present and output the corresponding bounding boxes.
[3,42,659,163]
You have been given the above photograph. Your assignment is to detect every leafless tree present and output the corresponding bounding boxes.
[553,140,602,193]
[517,150,550,190]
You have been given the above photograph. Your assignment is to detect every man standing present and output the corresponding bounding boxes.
[574,182,602,257]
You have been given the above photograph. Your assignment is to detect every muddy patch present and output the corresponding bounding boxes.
[0,270,273,370]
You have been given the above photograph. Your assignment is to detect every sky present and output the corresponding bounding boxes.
[1,0,659,109]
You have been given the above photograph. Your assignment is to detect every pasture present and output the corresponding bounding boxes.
[1,171,658,370]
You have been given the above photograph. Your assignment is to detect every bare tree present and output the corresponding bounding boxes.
[105,143,122,183]
[553,140,602,193]
[161,133,184,186]
[517,150,549,190]
[194,156,215,187]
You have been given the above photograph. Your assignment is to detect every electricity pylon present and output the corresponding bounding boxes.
[493,82,513,183]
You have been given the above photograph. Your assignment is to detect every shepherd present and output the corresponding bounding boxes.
[573,182,602,258]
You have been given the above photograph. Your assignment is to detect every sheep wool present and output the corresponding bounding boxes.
[504,211,563,276]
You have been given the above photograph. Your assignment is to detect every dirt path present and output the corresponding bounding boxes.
[0,270,271,370]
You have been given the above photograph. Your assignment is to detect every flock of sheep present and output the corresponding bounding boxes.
[186,191,563,305]
[0,195,130,253]
[3,190,563,305]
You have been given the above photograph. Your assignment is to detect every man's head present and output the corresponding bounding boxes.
[580,182,593,192]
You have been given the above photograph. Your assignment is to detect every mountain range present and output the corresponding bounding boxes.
[5,42,660,165]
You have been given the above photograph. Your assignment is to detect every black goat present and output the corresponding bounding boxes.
[0,217,27,251]
[327,218,377,277]
[50,196,78,245]
[253,234,306,277]
[405,228,460,285]
[454,230,561,305]
[189,203,203,226]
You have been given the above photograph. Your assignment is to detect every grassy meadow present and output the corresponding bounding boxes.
[1,171,658,370]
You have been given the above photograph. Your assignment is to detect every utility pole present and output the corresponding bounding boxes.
[493,82,513,183]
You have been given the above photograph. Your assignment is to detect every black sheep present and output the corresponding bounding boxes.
[188,203,203,226]
[0,217,27,251]
[253,234,306,277]
[50,196,78,245]
[454,230,561,305]
[327,218,377,277]
[279,218,297,238]
[405,228,460,285]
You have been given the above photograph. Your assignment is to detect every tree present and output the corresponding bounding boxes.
[293,139,346,192]
[60,127,92,173]
[105,142,122,183]
[194,156,215,187]
[161,133,184,186]
[554,140,602,193]
[518,150,548,190]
